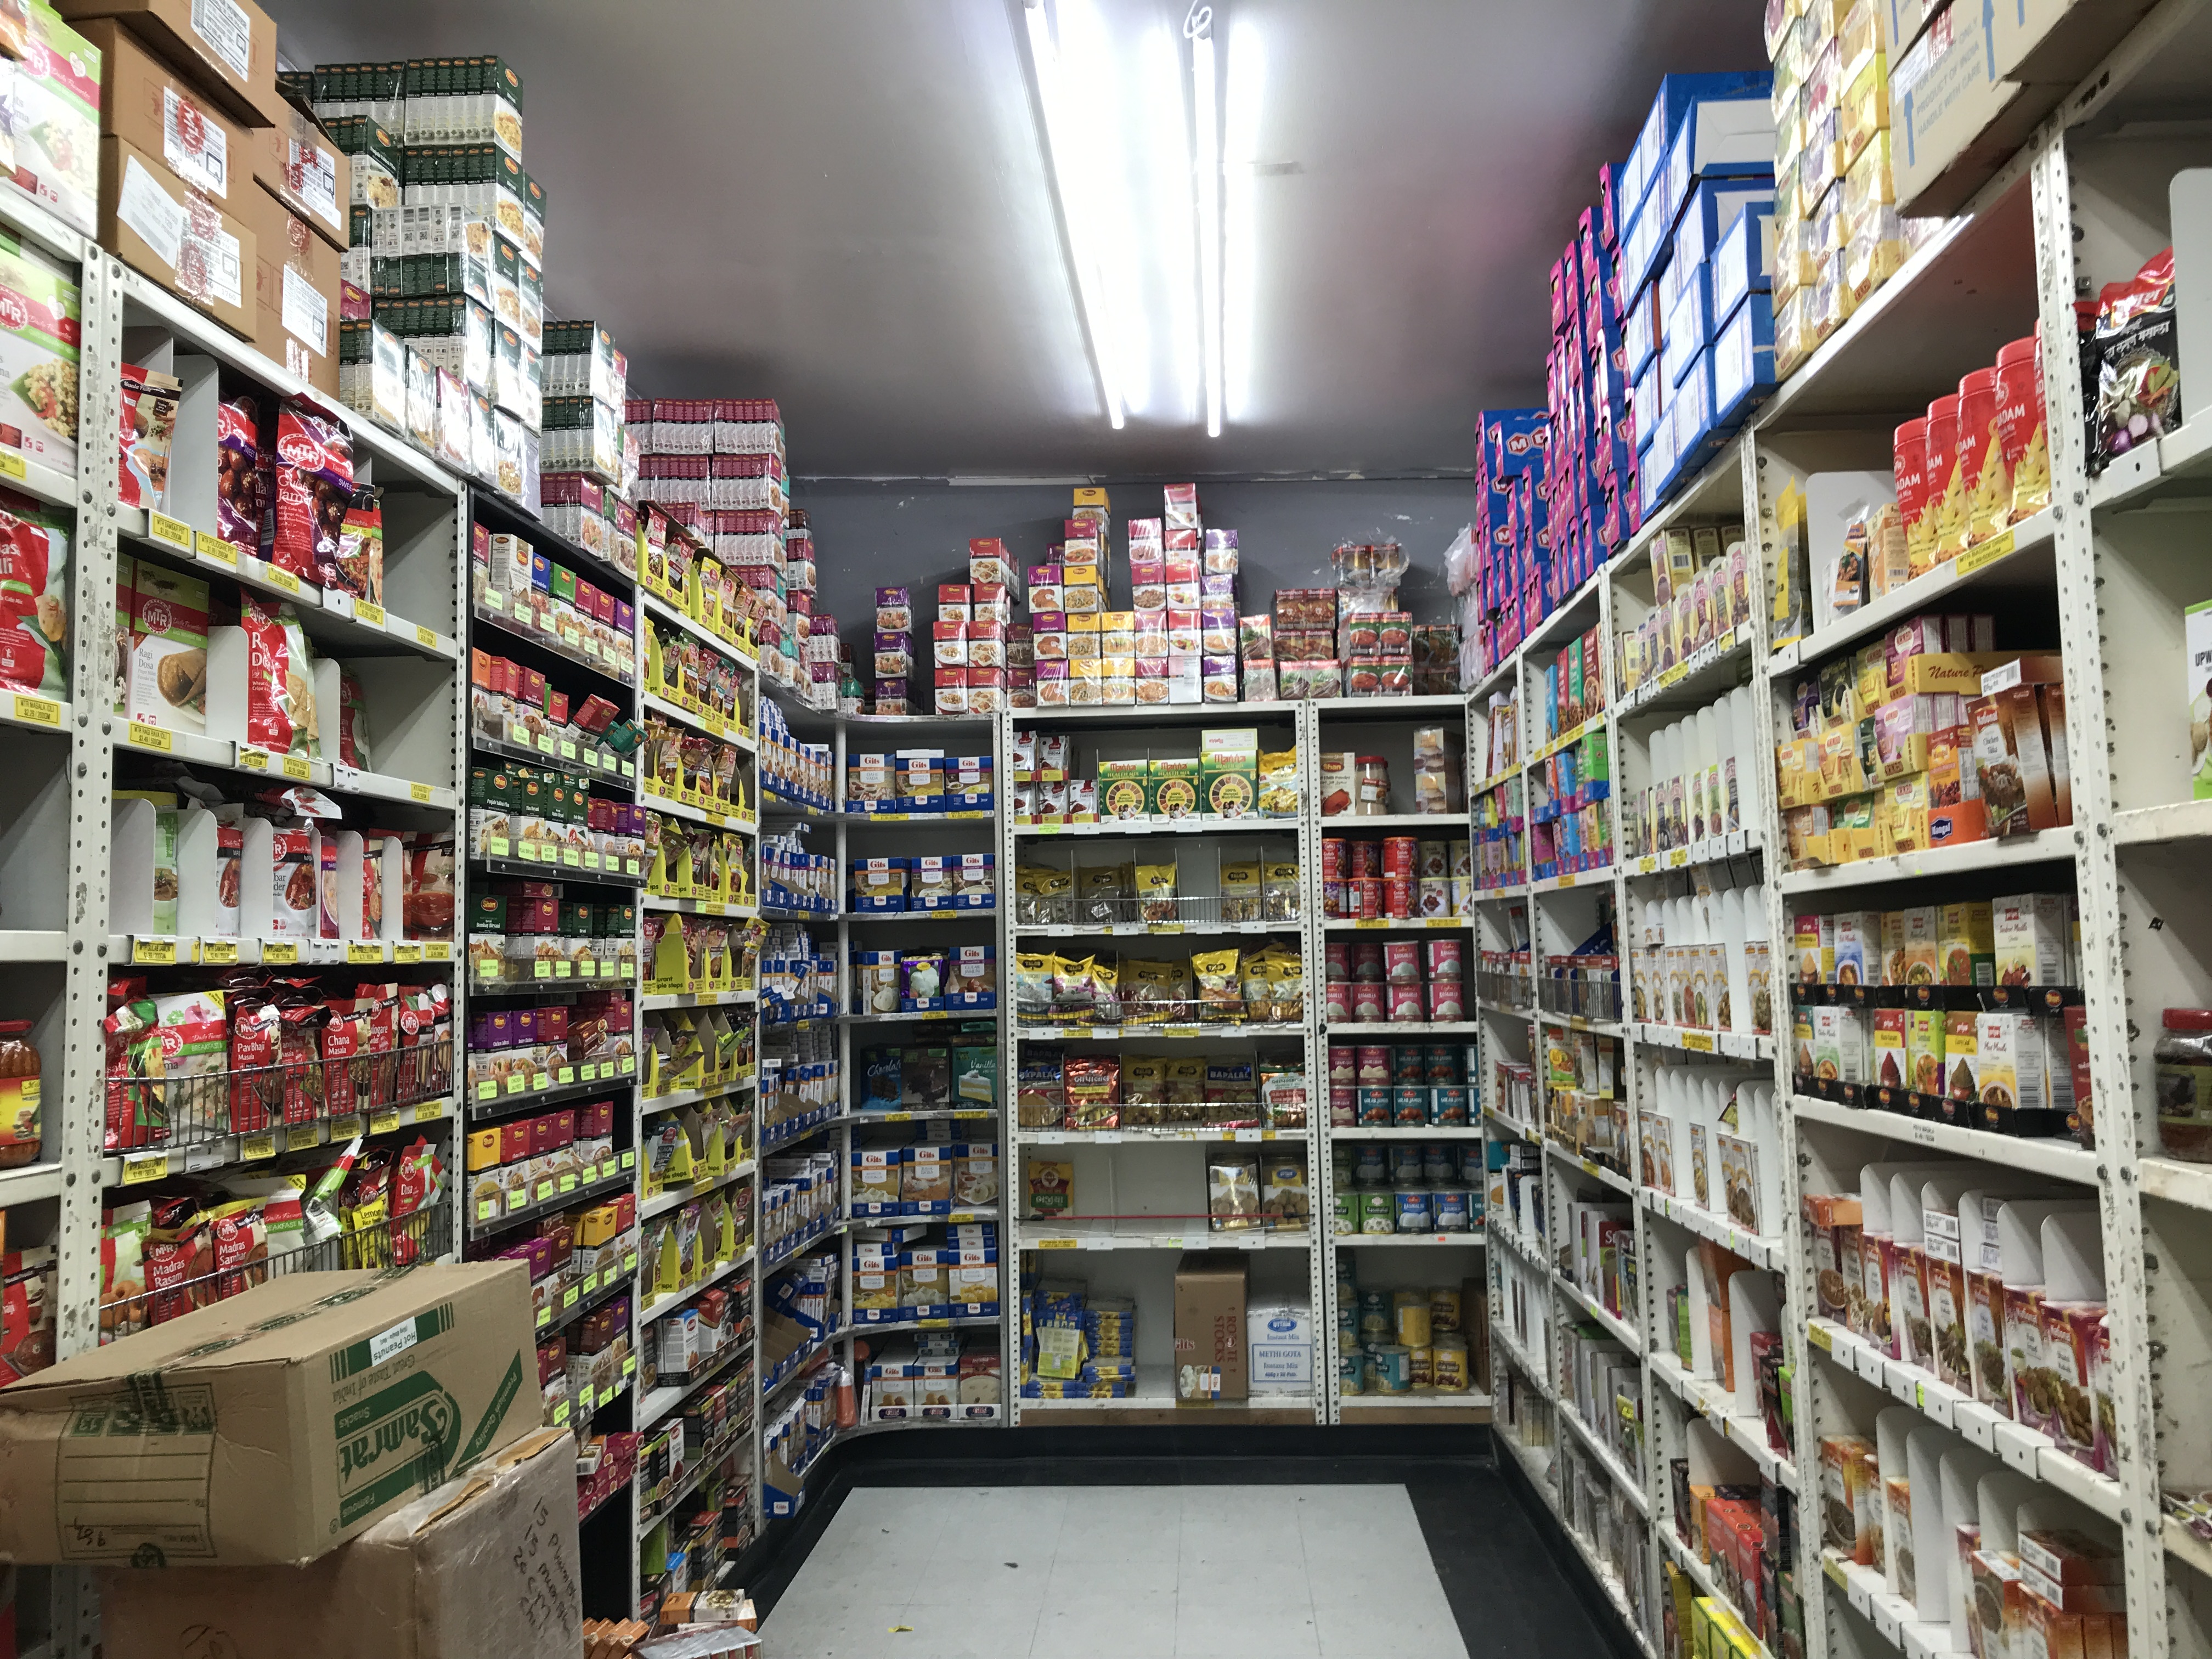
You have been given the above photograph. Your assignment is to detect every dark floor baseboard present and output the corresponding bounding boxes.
[1491,1431,1649,1659]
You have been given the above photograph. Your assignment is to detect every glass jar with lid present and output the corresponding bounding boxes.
[1355,755,1390,816]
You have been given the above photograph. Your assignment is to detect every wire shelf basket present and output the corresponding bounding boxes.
[104,1037,456,1155]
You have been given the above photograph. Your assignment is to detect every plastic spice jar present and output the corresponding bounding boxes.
[2156,1008,2212,1161]
[0,1022,38,1167]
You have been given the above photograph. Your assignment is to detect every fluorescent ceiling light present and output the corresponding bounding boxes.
[1023,0,1126,428]
[1189,10,1222,438]
[1144,24,1200,425]
[1222,16,1263,425]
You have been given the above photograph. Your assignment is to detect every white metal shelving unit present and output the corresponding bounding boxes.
[1476,10,2212,1658]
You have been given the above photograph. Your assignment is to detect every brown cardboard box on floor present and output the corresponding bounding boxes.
[74,18,250,213]
[1173,1251,1248,1402]
[0,1262,538,1567]
[99,1427,582,1659]
[253,104,350,253]
[99,133,255,338]
[236,177,337,391]
[58,0,289,128]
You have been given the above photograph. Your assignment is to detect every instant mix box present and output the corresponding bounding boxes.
[0,1262,537,1566]
[100,1427,582,1659]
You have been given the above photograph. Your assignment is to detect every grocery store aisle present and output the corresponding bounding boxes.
[759,1461,1625,1658]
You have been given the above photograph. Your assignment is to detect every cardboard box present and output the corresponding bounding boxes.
[1172,1251,1248,1401]
[0,1263,537,1566]
[58,0,288,129]
[1888,0,2072,218]
[253,103,350,251]
[1991,0,2158,86]
[236,178,337,391]
[99,1427,582,1659]
[76,17,250,208]
[99,133,255,337]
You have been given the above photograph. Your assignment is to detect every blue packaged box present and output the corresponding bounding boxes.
[1710,204,1775,325]
[1623,283,1662,381]
[1631,358,1662,457]
[1657,95,1775,236]
[1711,294,1777,430]
[1620,185,1670,304]
[1624,71,1774,229]
[1672,180,1774,304]
[1662,266,1713,389]
[1480,408,1550,477]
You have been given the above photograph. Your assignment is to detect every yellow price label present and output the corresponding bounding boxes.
[481,1198,501,1222]
[533,1180,554,1203]
[536,733,556,755]
[126,722,174,753]
[148,511,193,550]
[394,943,422,964]
[619,1147,637,1167]
[1035,1238,1079,1249]
[281,753,311,781]
[235,746,269,772]
[423,940,451,961]
[10,692,59,728]
[134,936,178,964]
[556,1066,574,1086]
[0,452,26,482]
[563,1285,579,1308]
[1808,1322,1833,1352]
[1558,872,1577,888]
[240,1132,278,1163]
[1955,529,2016,577]
[347,943,386,964]
[483,589,505,613]
[354,601,387,629]
[194,531,237,569]
[537,1306,551,1329]
[558,1173,577,1194]
[1669,848,1689,867]
[578,958,597,977]
[551,1401,570,1426]
[561,848,580,867]
[413,1100,442,1125]
[1356,918,1386,930]
[623,1355,636,1378]
[415,624,438,650]
[409,782,433,803]
[261,563,302,596]
[477,958,499,979]
[553,961,572,979]
[559,740,577,760]
[329,1115,360,1140]
[1681,1031,1716,1053]
[530,1073,550,1093]
[505,1073,528,1096]
[533,961,551,980]
[626,859,641,875]
[477,1080,498,1100]
[370,1110,400,1136]
[486,837,511,858]
[201,939,238,964]
[122,1151,168,1184]
[263,942,299,964]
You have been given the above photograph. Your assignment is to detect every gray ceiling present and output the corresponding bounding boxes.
[262,1,1764,479]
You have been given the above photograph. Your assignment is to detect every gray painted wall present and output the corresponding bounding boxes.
[792,478,1482,661]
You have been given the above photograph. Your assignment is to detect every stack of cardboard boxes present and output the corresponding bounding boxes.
[30,0,349,389]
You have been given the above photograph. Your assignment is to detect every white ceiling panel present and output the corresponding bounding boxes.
[259,0,1763,477]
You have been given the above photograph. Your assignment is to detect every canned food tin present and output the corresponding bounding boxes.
[1351,840,1381,879]
[1383,836,1418,877]
[1418,877,1452,917]
[1418,839,1449,878]
[1357,1086,1393,1126]
[1324,980,1352,1022]
[1358,1289,1391,1339]
[1341,1352,1365,1392]
[1329,1084,1357,1126]
[1393,1188,1434,1232]
[1322,877,1345,917]
[1353,943,1385,981]
[1352,876,1384,918]
[1393,1043,1426,1082]
[1393,1085,1429,1125]
[1358,1192,1396,1234]
[1449,839,1472,877]
[1449,877,1474,915]
[1432,1335,1469,1391]
[1325,943,1352,981]
[1427,979,1466,1021]
[1354,1146,1389,1186]
[1409,1345,1434,1388]
[1424,1043,1461,1083]
[1357,1044,1392,1082]
[1385,874,1415,918]
[1328,1043,1356,1084]
[1351,980,1386,1022]
[1432,1085,1471,1125]
[1371,1345,1412,1393]
[1421,1145,1454,1183]
[1387,1145,1422,1184]
[1434,1188,1473,1231]
[1338,1304,1360,1355]
[1321,838,1346,882]
[1430,1285,1464,1334]
[1332,1190,1355,1235]
[1390,982,1426,1021]
[1425,938,1464,980]
[1457,1144,1483,1186]
[1394,1300,1432,1348]
[1460,1042,1482,1079]
[1385,941,1421,983]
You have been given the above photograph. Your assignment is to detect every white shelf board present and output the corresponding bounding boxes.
[1558,1402,1651,1515]
[1641,1189,1784,1271]
[1554,1271,1643,1354]
[1790,1093,2098,1186]
[1775,826,2075,893]
[1649,1351,1798,1491]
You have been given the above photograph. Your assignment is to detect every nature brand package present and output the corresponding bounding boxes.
[0,1263,536,1566]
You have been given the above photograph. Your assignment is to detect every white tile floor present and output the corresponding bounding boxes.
[760,1483,1471,1658]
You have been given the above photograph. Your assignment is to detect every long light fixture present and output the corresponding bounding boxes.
[1187,5,1222,438]
[1221,15,1263,426]
[1023,0,1126,428]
